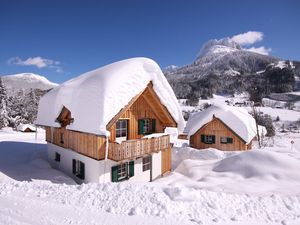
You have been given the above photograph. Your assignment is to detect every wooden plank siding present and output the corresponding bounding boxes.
[45,126,106,160]
[161,145,172,174]
[190,117,250,151]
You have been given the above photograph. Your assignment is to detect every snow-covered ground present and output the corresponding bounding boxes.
[1,125,300,225]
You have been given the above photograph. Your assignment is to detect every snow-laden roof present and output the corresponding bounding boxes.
[36,57,184,136]
[184,104,257,143]
[17,124,37,132]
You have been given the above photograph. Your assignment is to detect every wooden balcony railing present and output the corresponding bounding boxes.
[108,135,170,161]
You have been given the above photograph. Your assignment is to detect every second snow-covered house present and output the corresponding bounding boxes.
[36,57,184,183]
[184,105,257,151]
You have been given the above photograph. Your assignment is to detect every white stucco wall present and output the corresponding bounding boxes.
[47,144,163,183]
[152,151,162,180]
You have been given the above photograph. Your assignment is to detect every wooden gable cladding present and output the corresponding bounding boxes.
[107,82,177,132]
[108,83,177,142]
[190,117,250,151]
[56,106,73,127]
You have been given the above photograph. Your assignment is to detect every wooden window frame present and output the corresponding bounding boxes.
[142,156,151,172]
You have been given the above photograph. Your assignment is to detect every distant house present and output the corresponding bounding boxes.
[35,58,184,183]
[17,124,36,132]
[184,105,257,151]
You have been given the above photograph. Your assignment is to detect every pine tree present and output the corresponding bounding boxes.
[0,77,9,129]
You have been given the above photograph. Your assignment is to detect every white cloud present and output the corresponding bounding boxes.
[231,31,264,46]
[246,46,272,55]
[8,56,63,72]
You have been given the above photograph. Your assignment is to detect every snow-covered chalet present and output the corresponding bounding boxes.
[184,105,257,151]
[36,58,184,183]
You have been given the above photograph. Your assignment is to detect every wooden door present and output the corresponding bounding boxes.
[161,147,171,175]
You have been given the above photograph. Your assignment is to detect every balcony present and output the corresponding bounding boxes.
[108,134,170,161]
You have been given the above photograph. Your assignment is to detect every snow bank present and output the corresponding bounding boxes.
[159,145,300,195]
[184,104,257,143]
[36,57,185,135]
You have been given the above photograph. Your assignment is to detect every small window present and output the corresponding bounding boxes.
[55,152,60,162]
[142,156,151,171]
[72,159,85,180]
[138,119,156,135]
[60,133,64,144]
[111,161,134,182]
[118,163,128,180]
[116,120,128,141]
[201,135,215,144]
[220,137,233,144]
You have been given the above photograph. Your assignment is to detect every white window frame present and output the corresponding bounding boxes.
[205,135,213,144]
[220,137,228,144]
[116,120,128,142]
[117,163,128,180]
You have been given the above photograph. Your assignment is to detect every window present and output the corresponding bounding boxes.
[143,156,151,171]
[118,163,128,180]
[220,137,233,144]
[72,159,85,180]
[138,119,156,135]
[116,120,128,141]
[201,135,215,144]
[60,133,64,144]
[111,161,134,182]
[55,152,60,162]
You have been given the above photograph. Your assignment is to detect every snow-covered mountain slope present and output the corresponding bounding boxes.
[164,37,300,98]
[1,73,58,96]
[166,37,278,80]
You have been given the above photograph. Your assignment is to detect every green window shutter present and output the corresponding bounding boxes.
[79,161,85,180]
[111,165,119,182]
[201,135,205,143]
[151,119,156,133]
[72,159,76,174]
[212,135,216,144]
[138,119,145,135]
[227,137,233,143]
[129,161,134,177]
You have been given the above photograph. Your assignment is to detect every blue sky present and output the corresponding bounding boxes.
[0,0,299,83]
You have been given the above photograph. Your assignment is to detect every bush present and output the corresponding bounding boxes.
[253,113,275,137]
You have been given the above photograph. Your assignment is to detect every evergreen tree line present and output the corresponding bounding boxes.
[169,65,297,104]
[0,77,47,129]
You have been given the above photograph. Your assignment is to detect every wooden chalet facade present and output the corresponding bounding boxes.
[43,82,175,183]
[190,116,252,151]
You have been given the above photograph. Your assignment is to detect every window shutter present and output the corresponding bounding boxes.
[138,119,144,135]
[227,137,233,143]
[72,159,76,174]
[151,119,156,133]
[201,135,205,143]
[111,165,119,182]
[212,135,215,144]
[129,161,134,177]
[79,161,85,180]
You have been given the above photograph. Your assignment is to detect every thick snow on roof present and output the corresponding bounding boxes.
[17,124,37,132]
[36,57,184,136]
[184,104,257,143]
